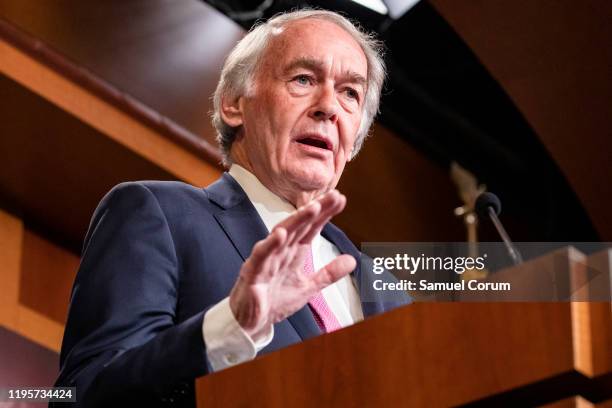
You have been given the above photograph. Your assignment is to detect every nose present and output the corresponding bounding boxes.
[308,84,338,123]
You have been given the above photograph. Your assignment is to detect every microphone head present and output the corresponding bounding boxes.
[475,192,502,218]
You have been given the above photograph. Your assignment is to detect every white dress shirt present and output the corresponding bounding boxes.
[202,165,363,371]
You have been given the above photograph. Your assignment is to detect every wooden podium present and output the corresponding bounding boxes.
[196,249,611,407]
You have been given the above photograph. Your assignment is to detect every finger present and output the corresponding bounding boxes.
[278,241,300,271]
[242,227,287,280]
[286,190,340,246]
[273,200,320,245]
[310,254,356,291]
[299,191,346,244]
[285,244,310,272]
[313,189,343,218]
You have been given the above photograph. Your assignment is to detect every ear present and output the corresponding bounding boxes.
[220,94,244,128]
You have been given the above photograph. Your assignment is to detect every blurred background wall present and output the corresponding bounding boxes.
[0,0,610,396]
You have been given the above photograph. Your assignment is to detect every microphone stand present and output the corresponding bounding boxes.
[487,206,523,265]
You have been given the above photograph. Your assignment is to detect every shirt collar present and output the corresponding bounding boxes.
[228,164,296,232]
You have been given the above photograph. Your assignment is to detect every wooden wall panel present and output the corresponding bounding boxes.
[0,0,244,146]
[0,208,22,326]
[13,305,64,352]
[0,208,68,352]
[0,38,222,188]
[19,230,79,325]
[430,0,612,239]
[337,123,464,243]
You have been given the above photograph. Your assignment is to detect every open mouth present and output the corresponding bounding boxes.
[295,136,332,151]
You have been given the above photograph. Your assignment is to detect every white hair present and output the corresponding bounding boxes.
[211,9,386,164]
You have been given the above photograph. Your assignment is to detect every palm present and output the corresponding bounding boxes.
[229,190,356,339]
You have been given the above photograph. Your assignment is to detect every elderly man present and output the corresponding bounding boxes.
[55,9,409,407]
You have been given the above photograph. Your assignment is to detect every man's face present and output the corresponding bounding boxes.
[229,19,368,203]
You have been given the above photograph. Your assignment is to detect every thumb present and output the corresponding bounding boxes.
[312,254,356,291]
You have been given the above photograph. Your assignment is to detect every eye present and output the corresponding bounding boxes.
[344,87,360,101]
[293,74,313,86]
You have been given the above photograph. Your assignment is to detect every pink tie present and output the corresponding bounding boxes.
[303,248,342,333]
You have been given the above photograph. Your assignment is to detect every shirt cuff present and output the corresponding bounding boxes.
[202,297,274,371]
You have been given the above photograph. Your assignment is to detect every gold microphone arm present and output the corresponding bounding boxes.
[450,162,488,280]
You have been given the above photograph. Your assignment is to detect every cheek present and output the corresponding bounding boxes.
[267,94,299,135]
[338,116,361,155]
[333,137,353,174]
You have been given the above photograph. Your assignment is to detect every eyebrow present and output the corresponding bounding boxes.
[283,57,367,87]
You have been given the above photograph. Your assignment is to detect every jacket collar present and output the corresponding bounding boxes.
[206,173,269,262]
[321,224,387,319]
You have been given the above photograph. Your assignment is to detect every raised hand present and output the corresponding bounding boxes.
[228,189,356,340]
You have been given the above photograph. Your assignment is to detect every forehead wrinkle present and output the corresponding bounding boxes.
[283,56,325,75]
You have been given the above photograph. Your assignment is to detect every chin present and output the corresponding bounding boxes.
[285,165,333,192]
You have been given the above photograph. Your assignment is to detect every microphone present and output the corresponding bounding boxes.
[475,192,523,265]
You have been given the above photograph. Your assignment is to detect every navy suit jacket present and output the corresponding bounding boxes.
[54,173,410,407]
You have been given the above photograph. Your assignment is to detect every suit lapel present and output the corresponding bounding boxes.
[206,173,268,261]
[321,224,386,318]
[214,203,269,262]
[205,173,321,340]
[286,307,322,340]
